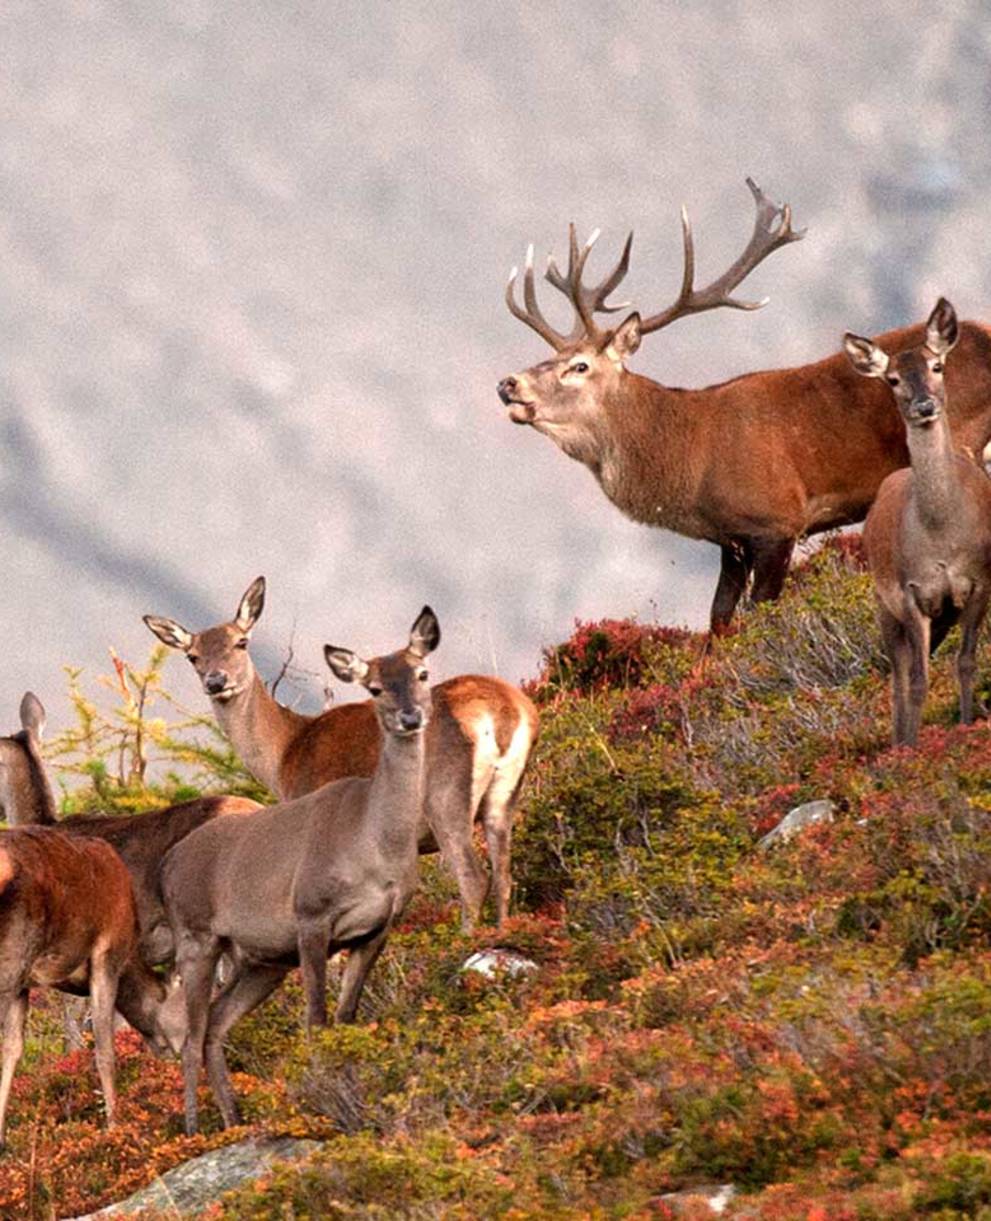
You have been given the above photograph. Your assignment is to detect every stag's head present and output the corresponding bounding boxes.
[143,577,266,703]
[498,179,804,459]
[324,606,439,739]
[844,298,959,429]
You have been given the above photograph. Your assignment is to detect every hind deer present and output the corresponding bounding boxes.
[499,178,991,633]
[144,579,538,929]
[0,692,261,968]
[0,827,186,1148]
[845,299,991,747]
[162,607,438,1133]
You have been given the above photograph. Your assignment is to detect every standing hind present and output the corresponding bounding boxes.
[845,298,991,746]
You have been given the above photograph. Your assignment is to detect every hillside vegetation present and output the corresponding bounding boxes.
[5,537,991,1218]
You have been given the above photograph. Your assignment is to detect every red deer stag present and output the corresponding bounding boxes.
[498,179,991,632]
[0,692,260,967]
[0,828,186,1148]
[162,607,438,1134]
[144,579,538,929]
[845,299,991,746]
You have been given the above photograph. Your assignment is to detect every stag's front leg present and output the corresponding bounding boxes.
[709,541,752,634]
[298,921,332,1028]
[904,612,932,747]
[750,536,795,603]
[89,954,121,1128]
[0,991,27,1151]
[880,609,911,746]
[336,926,391,1023]
[176,936,222,1135]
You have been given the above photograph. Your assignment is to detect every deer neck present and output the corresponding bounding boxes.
[212,671,309,797]
[906,414,960,530]
[366,726,426,859]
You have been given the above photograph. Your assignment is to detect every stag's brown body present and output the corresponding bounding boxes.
[145,579,538,928]
[499,180,991,630]
[0,828,185,1146]
[0,692,260,965]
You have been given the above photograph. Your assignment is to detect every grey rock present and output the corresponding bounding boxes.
[658,1183,738,1215]
[461,949,539,979]
[66,1136,321,1219]
[758,799,835,850]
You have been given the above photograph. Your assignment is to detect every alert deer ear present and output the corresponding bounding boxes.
[19,692,46,739]
[607,313,642,362]
[843,333,890,379]
[926,297,959,357]
[234,576,266,633]
[324,646,370,684]
[143,615,194,652]
[408,606,440,658]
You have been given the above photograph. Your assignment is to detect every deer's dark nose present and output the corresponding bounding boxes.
[916,399,938,419]
[497,377,518,404]
[399,709,424,732]
[204,671,228,695]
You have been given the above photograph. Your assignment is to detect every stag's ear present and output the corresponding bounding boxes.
[235,577,266,633]
[143,615,194,652]
[19,692,45,739]
[843,333,890,379]
[606,313,642,362]
[926,297,959,357]
[408,606,440,658]
[324,645,370,685]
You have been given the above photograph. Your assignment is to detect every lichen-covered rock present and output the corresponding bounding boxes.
[67,1136,321,1219]
[758,799,835,850]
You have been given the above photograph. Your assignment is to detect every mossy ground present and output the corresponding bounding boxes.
[5,537,991,1217]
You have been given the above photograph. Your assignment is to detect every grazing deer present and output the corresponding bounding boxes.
[145,579,538,929]
[499,178,991,633]
[162,607,438,1134]
[0,827,186,1148]
[845,299,991,747]
[0,693,261,967]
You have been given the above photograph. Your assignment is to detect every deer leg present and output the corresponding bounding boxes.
[750,536,796,603]
[298,922,332,1029]
[0,991,27,1151]
[176,937,223,1136]
[880,610,911,746]
[335,926,391,1023]
[203,964,287,1128]
[904,613,931,747]
[957,591,990,724]
[709,541,752,633]
[89,953,120,1128]
[431,818,490,932]
[480,786,518,929]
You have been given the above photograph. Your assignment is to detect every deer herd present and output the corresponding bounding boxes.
[1,176,990,1146]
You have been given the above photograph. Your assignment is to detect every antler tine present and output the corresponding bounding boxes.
[505,243,569,351]
[640,178,806,336]
[544,226,634,342]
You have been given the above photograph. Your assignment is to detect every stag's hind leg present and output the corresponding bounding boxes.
[750,536,796,603]
[710,542,752,633]
[335,925,391,1023]
[0,991,27,1150]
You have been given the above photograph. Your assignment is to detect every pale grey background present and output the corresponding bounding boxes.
[1,0,989,722]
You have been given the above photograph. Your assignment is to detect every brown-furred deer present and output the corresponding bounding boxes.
[845,299,991,746]
[0,827,186,1148]
[498,179,991,633]
[144,579,538,929]
[161,607,438,1134]
[0,693,261,967]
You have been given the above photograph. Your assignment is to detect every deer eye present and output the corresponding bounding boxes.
[931,361,943,373]
[571,362,589,374]
[187,654,200,665]
[235,639,249,650]
[418,670,429,682]
[886,375,900,386]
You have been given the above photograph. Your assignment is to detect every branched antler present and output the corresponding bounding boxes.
[504,178,805,351]
[639,177,805,335]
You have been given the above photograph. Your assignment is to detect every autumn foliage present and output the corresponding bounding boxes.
[6,535,991,1216]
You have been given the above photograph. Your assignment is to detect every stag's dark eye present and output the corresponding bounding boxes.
[932,361,943,373]
[886,375,900,386]
[418,670,429,682]
[571,362,589,374]
[187,654,199,665]
[235,639,249,650]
